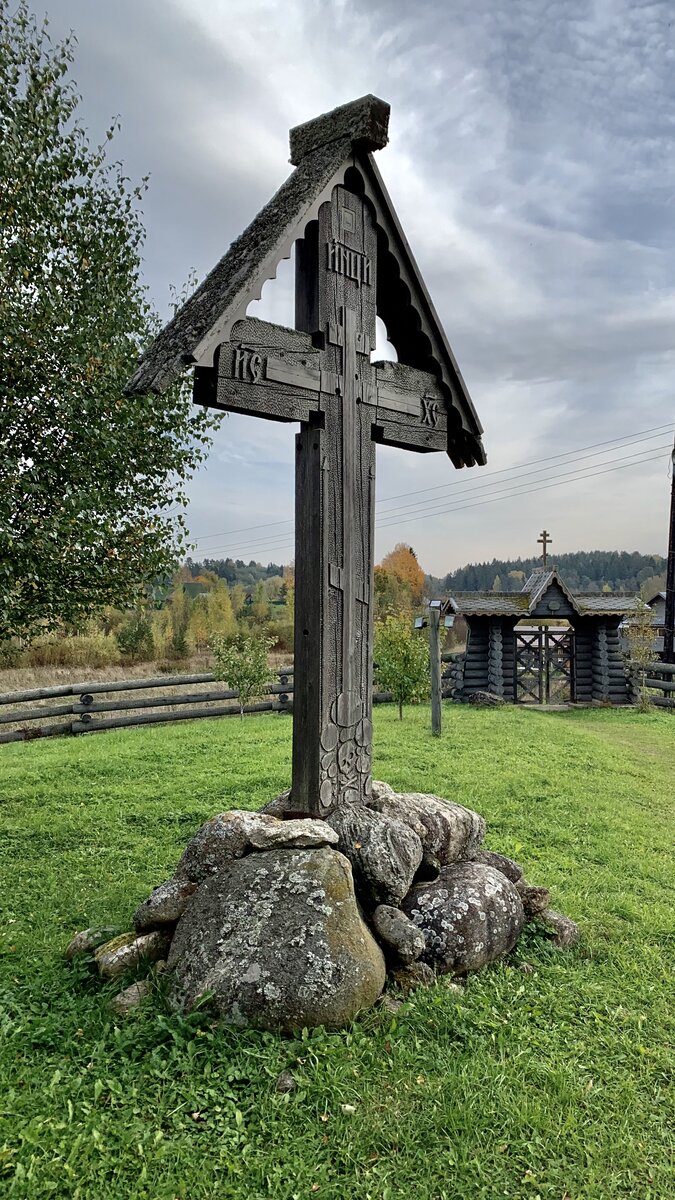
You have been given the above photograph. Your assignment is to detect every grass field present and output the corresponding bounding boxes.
[0,705,673,1199]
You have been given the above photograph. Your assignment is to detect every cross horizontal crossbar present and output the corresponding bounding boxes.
[194,317,452,455]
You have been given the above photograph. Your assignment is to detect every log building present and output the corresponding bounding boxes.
[449,568,636,704]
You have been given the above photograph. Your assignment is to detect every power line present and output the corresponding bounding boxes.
[191,517,292,544]
[189,443,669,560]
[377,447,670,528]
[378,425,675,510]
[187,420,675,546]
[378,442,674,525]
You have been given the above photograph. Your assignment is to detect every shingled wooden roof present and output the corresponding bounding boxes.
[450,568,639,618]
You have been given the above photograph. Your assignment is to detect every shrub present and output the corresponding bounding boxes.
[374,613,429,719]
[24,633,121,669]
[115,613,154,662]
[211,630,276,718]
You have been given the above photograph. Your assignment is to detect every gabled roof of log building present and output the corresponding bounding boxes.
[125,95,485,467]
[450,568,638,618]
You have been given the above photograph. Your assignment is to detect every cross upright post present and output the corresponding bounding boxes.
[126,96,486,818]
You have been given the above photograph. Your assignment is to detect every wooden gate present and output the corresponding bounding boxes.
[514,626,574,704]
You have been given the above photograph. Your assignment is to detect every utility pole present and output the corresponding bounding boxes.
[663,438,675,664]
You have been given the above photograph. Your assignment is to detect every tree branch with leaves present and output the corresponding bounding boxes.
[0,2,218,644]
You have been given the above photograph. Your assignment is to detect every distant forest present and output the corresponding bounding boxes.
[186,558,283,588]
[187,549,666,599]
[428,550,666,597]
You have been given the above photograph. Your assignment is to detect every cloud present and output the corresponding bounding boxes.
[24,0,675,573]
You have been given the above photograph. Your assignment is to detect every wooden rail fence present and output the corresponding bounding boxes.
[0,668,395,744]
[642,659,675,708]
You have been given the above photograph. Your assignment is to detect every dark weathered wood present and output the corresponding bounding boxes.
[646,660,675,676]
[0,703,73,725]
[0,683,74,704]
[429,607,442,737]
[71,701,289,735]
[71,682,292,715]
[124,99,492,811]
[0,669,295,709]
[0,721,72,744]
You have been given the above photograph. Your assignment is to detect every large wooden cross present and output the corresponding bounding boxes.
[127,96,486,818]
[196,185,449,815]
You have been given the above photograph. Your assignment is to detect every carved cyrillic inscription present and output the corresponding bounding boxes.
[326,238,372,287]
[421,397,439,427]
[233,346,263,382]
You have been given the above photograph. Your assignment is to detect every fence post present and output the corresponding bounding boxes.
[429,605,442,737]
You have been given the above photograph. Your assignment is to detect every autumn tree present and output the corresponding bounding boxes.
[376,543,426,614]
[206,582,236,639]
[0,3,216,644]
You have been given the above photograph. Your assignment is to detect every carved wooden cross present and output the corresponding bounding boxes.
[195,185,449,815]
[538,529,552,566]
[127,96,486,819]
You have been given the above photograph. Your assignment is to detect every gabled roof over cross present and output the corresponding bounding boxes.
[126,94,485,468]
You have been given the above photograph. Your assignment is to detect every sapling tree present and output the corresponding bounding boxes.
[624,599,656,710]
[374,613,429,719]
[211,631,276,718]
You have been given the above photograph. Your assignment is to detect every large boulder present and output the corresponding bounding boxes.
[248,818,338,851]
[168,847,385,1032]
[366,790,485,866]
[175,811,262,881]
[175,810,336,881]
[471,849,523,883]
[401,861,525,974]
[327,804,423,909]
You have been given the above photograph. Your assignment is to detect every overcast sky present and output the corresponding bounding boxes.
[26,0,675,576]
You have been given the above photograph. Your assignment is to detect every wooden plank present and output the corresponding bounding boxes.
[645,661,675,676]
[76,672,216,696]
[372,418,445,453]
[0,669,295,707]
[71,700,289,734]
[429,607,442,736]
[291,420,324,814]
[645,677,675,691]
[72,682,293,715]
[0,683,73,705]
[214,377,318,424]
[0,703,73,726]
[0,721,71,744]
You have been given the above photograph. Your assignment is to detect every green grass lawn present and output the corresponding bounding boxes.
[1,705,673,1199]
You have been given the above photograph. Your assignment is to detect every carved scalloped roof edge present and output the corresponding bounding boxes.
[125,133,353,397]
